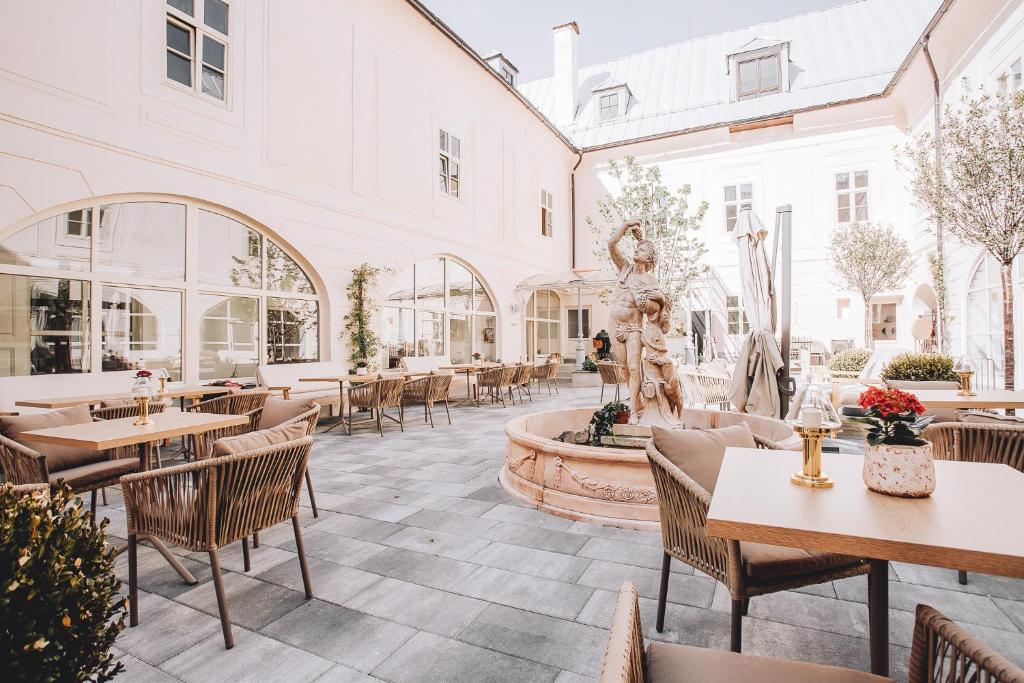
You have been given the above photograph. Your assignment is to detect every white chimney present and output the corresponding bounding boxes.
[552,21,579,126]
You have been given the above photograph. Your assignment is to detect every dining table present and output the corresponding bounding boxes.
[706,446,1024,677]
[298,372,426,432]
[439,363,501,407]
[15,384,235,409]
[19,410,250,585]
[912,389,1024,411]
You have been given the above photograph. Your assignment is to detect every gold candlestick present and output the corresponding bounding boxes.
[791,424,837,489]
[133,396,152,426]
[158,376,168,395]
[957,370,976,396]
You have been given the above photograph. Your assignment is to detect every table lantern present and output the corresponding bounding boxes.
[953,356,976,396]
[786,385,841,489]
[130,375,155,426]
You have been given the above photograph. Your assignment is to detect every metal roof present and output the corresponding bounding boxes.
[519,0,944,149]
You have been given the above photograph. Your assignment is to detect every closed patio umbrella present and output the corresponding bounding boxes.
[729,210,783,417]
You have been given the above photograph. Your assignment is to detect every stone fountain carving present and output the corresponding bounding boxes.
[608,220,682,427]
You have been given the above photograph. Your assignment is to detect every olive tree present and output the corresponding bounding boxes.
[905,87,1024,389]
[829,222,913,350]
[586,156,708,325]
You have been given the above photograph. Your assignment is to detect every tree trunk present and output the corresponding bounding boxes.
[1001,262,1016,391]
[864,299,874,351]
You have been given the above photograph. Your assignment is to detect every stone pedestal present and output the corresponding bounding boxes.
[612,424,653,437]
[570,371,602,388]
[600,435,650,449]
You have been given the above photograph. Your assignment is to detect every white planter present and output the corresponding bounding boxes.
[862,441,935,498]
[355,367,368,376]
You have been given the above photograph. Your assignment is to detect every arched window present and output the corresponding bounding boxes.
[382,257,497,367]
[0,199,320,380]
[964,253,1023,385]
[525,290,561,360]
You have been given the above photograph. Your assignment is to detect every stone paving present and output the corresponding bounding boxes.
[103,385,1024,682]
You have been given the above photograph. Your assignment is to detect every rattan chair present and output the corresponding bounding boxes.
[510,363,534,404]
[600,582,1024,683]
[347,376,406,436]
[597,361,627,402]
[476,366,514,407]
[184,389,271,458]
[922,421,1024,585]
[121,436,315,649]
[680,368,731,410]
[531,361,559,395]
[402,373,453,428]
[645,440,869,653]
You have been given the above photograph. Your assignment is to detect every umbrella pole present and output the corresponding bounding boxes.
[777,205,794,419]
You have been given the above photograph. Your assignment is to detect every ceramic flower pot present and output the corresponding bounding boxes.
[862,441,935,498]
[355,367,368,376]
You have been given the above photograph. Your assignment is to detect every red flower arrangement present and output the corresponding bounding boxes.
[134,369,152,378]
[852,386,931,446]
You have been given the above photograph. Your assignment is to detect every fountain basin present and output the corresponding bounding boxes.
[501,406,798,530]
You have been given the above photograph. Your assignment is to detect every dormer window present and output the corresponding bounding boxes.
[727,40,789,102]
[599,93,620,119]
[593,82,631,122]
[482,51,519,88]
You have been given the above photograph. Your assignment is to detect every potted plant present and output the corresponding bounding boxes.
[355,361,368,376]
[851,387,935,497]
[582,356,599,373]
[589,402,630,446]
[472,352,483,366]
[1,484,126,680]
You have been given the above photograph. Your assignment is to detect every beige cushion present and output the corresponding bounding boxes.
[651,424,756,494]
[647,641,889,682]
[99,398,136,408]
[956,410,1024,425]
[212,421,307,457]
[0,405,104,472]
[741,541,863,581]
[257,397,318,431]
[49,459,139,490]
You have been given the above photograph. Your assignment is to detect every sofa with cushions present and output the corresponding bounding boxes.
[255,362,348,416]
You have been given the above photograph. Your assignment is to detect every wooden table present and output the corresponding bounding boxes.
[706,447,1024,677]
[440,364,500,407]
[913,389,1024,410]
[15,384,234,409]
[20,411,250,585]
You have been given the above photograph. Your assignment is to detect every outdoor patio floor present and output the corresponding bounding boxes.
[102,385,1024,682]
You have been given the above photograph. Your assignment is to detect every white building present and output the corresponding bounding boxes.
[0,0,1021,388]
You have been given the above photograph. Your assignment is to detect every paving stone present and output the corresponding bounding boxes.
[355,547,479,590]
[381,526,491,561]
[184,541,296,576]
[746,589,870,639]
[892,562,1024,601]
[576,537,687,573]
[554,670,596,683]
[314,664,386,682]
[483,521,591,554]
[889,608,1024,668]
[371,631,559,683]
[459,604,609,677]
[469,541,593,582]
[568,520,663,547]
[161,626,333,682]
[115,592,222,666]
[175,570,308,630]
[255,556,383,605]
[345,484,433,506]
[577,560,716,609]
[113,652,180,682]
[455,566,595,620]
[483,503,576,531]
[344,577,489,637]
[994,598,1024,632]
[403,479,481,497]
[280,528,388,566]
[414,492,498,516]
[400,507,500,537]
[318,496,421,523]
[307,512,405,543]
[114,544,213,600]
[263,600,415,672]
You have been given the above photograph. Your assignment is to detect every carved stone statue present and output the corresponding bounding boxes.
[607,220,681,426]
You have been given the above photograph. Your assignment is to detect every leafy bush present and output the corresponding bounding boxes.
[827,348,871,373]
[582,356,598,372]
[1,484,126,681]
[589,402,630,445]
[881,352,959,383]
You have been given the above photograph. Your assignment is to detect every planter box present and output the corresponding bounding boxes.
[571,371,602,388]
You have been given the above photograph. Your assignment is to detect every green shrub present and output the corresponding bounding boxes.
[1,484,126,681]
[582,356,598,372]
[827,348,871,373]
[589,402,630,446]
[880,352,959,383]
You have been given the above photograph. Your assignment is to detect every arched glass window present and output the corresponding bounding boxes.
[0,199,320,380]
[525,290,561,360]
[964,253,1023,386]
[382,257,497,367]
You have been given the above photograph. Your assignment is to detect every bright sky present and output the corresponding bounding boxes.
[421,0,851,82]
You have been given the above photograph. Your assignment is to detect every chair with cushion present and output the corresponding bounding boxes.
[599,581,1024,683]
[346,376,406,436]
[476,366,514,407]
[598,361,627,402]
[185,389,271,458]
[531,360,559,395]
[402,373,453,428]
[0,406,143,520]
[646,424,869,652]
[122,430,315,649]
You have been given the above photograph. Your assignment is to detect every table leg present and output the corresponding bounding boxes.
[868,559,889,676]
[323,382,347,432]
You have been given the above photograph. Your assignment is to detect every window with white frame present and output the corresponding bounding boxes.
[723,183,752,232]
[737,52,781,99]
[567,307,591,339]
[500,67,515,86]
[599,93,620,120]
[165,0,229,101]
[540,190,553,237]
[438,129,461,198]
[835,170,869,223]
[726,295,749,335]
[62,210,91,239]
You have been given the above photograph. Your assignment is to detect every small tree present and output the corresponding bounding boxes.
[343,263,386,372]
[586,156,708,324]
[906,87,1024,389]
[829,222,913,349]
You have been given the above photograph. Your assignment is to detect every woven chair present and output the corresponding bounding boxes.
[680,368,731,410]
[510,363,534,404]
[402,373,453,428]
[598,361,627,402]
[531,360,559,395]
[184,389,271,458]
[121,436,315,649]
[922,421,1024,585]
[600,582,1024,683]
[476,366,514,407]
[347,376,406,436]
[645,440,869,653]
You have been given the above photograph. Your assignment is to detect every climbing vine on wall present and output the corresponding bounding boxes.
[343,263,388,372]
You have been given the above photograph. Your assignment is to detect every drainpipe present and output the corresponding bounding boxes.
[922,35,947,353]
[570,151,583,269]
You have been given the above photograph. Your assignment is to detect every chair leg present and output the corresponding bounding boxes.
[656,552,670,632]
[305,470,319,517]
[101,487,107,506]
[347,402,353,436]
[208,550,234,649]
[242,537,251,572]
[444,400,452,425]
[958,570,968,585]
[377,411,384,437]
[89,489,97,525]
[293,515,314,599]
[427,401,435,428]
[742,598,750,616]
[730,599,743,653]
[424,402,429,424]
[399,404,404,432]
[601,383,605,402]
[253,531,260,548]
[128,534,139,627]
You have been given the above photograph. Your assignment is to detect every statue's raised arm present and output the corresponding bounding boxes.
[608,219,642,272]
